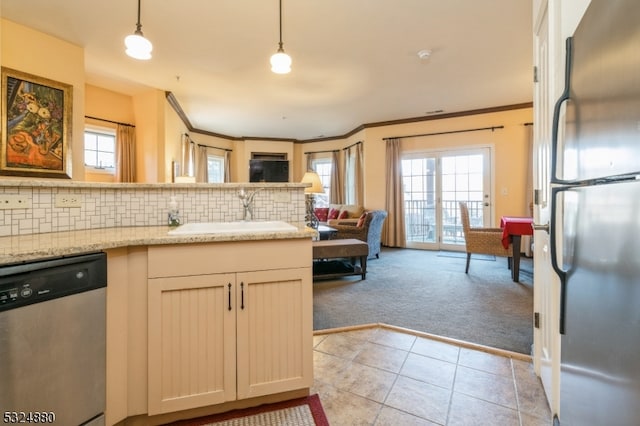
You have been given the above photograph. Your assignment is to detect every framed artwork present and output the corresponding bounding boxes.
[1,67,73,178]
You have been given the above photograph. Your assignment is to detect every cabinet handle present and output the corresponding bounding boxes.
[241,282,245,310]
[228,283,232,311]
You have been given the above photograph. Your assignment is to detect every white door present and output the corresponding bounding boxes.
[532,1,561,414]
[402,148,492,251]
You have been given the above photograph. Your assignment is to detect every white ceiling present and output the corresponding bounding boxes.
[1,0,533,141]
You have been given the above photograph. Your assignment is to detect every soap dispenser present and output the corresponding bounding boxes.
[168,196,181,227]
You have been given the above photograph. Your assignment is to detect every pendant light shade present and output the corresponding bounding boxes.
[270,48,292,74]
[271,0,291,74]
[125,0,152,60]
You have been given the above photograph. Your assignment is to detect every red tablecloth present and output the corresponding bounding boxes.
[500,216,534,249]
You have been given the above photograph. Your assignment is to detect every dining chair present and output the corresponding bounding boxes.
[459,202,512,273]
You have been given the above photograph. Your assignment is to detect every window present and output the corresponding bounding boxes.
[311,158,331,206]
[207,154,225,183]
[84,128,115,172]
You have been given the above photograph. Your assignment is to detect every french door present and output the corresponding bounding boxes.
[402,147,492,251]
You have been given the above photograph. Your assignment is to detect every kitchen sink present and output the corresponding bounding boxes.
[167,220,297,235]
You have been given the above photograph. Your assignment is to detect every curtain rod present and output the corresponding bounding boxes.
[185,133,232,152]
[305,141,362,155]
[85,115,135,127]
[343,141,362,150]
[196,143,232,152]
[383,125,504,140]
[524,122,533,126]
[304,149,339,155]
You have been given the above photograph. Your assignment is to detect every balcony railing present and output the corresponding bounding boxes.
[404,199,484,244]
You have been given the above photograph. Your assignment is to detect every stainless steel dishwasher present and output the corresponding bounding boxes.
[0,252,107,426]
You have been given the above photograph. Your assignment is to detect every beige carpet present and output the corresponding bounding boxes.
[313,247,534,354]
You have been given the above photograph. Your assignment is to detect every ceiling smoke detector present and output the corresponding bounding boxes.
[417,49,432,60]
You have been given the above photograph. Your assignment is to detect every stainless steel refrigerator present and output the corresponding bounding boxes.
[550,0,640,424]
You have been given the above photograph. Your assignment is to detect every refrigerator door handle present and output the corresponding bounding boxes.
[551,37,573,185]
[550,186,569,334]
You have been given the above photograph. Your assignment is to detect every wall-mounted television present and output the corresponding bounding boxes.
[249,160,289,182]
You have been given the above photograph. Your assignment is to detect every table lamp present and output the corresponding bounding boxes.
[301,171,325,228]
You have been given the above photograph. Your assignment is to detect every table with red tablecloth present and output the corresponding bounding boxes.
[500,216,533,282]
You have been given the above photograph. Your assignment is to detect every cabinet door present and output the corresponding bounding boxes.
[148,273,236,415]
[236,268,313,400]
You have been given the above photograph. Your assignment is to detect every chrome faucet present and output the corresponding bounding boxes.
[237,188,262,221]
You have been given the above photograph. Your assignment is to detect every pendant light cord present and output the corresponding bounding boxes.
[136,0,142,32]
[278,0,284,49]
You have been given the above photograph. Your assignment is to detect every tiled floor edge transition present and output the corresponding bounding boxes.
[314,323,532,362]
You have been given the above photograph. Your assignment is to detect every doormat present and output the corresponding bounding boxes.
[166,394,329,426]
[437,251,495,261]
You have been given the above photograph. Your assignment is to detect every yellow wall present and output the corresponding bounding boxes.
[85,84,135,125]
[366,108,532,224]
[2,19,533,223]
[164,100,188,182]
[296,108,532,225]
[84,83,170,183]
[1,19,85,180]
[84,85,136,182]
[132,90,166,182]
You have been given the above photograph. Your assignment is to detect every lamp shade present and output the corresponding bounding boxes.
[174,176,196,183]
[301,171,324,194]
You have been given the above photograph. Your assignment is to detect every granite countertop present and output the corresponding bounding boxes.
[0,225,317,265]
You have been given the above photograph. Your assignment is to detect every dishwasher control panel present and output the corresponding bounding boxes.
[0,252,106,312]
[0,286,24,303]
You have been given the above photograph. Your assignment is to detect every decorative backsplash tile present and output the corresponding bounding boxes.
[0,182,306,237]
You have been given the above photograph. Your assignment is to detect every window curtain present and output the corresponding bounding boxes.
[181,134,195,176]
[330,150,344,204]
[195,145,209,183]
[382,138,406,247]
[353,142,364,206]
[305,152,315,172]
[224,150,231,182]
[115,124,136,182]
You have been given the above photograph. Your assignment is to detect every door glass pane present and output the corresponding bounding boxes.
[402,157,436,243]
[442,153,485,245]
[403,149,489,249]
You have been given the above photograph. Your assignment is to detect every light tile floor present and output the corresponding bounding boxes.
[311,326,552,425]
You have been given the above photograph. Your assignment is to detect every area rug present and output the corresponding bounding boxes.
[167,394,329,426]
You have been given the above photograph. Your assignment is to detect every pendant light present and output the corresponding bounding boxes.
[125,0,153,60]
[270,0,292,74]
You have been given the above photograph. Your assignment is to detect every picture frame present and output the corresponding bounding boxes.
[1,67,72,179]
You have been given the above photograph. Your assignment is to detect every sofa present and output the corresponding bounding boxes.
[329,210,388,259]
[315,204,364,226]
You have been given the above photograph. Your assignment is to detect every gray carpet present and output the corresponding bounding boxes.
[313,247,534,354]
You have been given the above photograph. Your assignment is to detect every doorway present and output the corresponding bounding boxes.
[402,147,492,251]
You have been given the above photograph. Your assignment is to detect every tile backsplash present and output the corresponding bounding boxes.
[0,182,306,237]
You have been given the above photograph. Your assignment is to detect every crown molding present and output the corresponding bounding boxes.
[165,92,532,144]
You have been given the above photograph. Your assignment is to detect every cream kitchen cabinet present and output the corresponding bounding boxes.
[146,239,313,416]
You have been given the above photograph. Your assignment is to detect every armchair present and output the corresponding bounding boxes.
[459,202,511,273]
[331,210,388,259]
